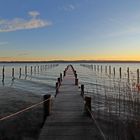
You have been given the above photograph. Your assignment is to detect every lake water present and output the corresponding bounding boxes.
[0,62,140,96]
[1,62,140,140]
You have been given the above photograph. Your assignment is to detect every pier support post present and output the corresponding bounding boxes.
[25,66,27,76]
[2,66,4,83]
[119,67,122,79]
[75,73,77,79]
[31,66,33,75]
[58,77,61,86]
[81,84,84,97]
[60,73,62,82]
[63,70,66,77]
[113,67,115,77]
[12,68,15,80]
[43,94,51,121]
[127,67,130,82]
[75,78,78,85]
[19,68,21,78]
[55,82,59,97]
[109,66,111,75]
[137,69,139,84]
[84,96,91,116]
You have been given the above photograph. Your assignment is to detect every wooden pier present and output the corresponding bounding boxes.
[39,65,101,140]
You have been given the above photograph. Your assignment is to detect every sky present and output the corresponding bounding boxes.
[0,0,140,61]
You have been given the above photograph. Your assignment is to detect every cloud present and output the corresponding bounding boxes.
[0,41,8,45]
[63,4,75,11]
[17,52,29,56]
[28,11,40,18]
[0,11,52,32]
[108,27,140,37]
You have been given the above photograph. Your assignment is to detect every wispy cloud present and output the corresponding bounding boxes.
[63,4,75,11]
[108,27,140,37]
[106,16,140,37]
[17,52,29,56]
[0,11,52,32]
[0,41,8,45]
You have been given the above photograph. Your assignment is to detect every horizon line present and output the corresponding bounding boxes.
[1,60,140,63]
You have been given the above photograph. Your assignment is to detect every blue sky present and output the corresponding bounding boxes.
[0,0,140,61]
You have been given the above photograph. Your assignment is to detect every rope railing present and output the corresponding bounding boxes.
[0,72,62,122]
[0,96,53,122]
[85,102,107,140]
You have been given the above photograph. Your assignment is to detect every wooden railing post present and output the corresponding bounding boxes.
[137,69,139,84]
[31,66,33,75]
[63,70,66,77]
[25,66,27,76]
[60,73,62,82]
[84,96,91,116]
[12,68,15,80]
[2,66,4,83]
[113,67,115,77]
[81,84,84,97]
[58,77,61,86]
[127,67,130,82]
[19,68,21,78]
[119,67,122,79]
[55,82,59,97]
[75,73,77,79]
[109,66,111,75]
[43,94,51,122]
[75,78,78,85]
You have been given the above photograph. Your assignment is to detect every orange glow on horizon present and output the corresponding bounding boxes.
[1,54,140,61]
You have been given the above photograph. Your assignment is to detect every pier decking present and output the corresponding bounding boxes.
[39,65,101,140]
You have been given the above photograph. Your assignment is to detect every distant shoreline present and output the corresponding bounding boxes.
[0,60,140,63]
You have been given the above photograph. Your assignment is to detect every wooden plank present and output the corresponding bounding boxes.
[39,65,101,140]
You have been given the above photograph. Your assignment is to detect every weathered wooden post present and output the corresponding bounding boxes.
[12,68,15,80]
[137,69,139,84]
[119,67,122,79]
[43,94,51,122]
[81,84,84,97]
[60,73,62,82]
[91,65,93,70]
[94,65,96,71]
[2,66,4,82]
[127,67,130,82]
[55,82,59,96]
[19,68,21,78]
[63,70,66,77]
[113,67,115,77]
[58,77,61,86]
[75,73,77,79]
[38,66,39,73]
[75,78,78,85]
[34,66,36,73]
[74,70,76,76]
[101,65,102,73]
[31,66,33,75]
[105,66,107,74]
[84,96,91,116]
[109,66,111,75]
[25,66,27,76]
[97,65,99,72]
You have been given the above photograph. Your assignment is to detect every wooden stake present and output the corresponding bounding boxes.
[119,67,122,79]
[84,96,91,116]
[81,84,84,97]
[2,66,4,82]
[43,94,51,121]
[137,69,139,84]
[19,68,21,78]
